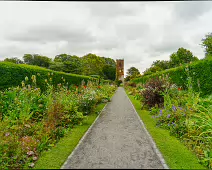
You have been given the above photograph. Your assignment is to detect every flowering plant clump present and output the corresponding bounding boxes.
[140,74,173,108]
[0,75,116,169]
[145,67,212,168]
[127,66,212,168]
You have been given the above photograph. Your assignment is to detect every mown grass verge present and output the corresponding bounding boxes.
[126,91,206,169]
[34,103,106,169]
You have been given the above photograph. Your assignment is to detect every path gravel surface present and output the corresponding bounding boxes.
[61,87,168,169]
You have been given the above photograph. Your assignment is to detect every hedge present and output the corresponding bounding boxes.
[132,59,212,96]
[0,62,96,91]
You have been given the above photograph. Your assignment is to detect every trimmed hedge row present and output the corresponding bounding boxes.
[132,59,212,96]
[0,62,96,91]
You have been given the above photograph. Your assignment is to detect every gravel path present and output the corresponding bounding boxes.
[61,87,168,169]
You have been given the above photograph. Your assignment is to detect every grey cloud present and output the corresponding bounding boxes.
[152,40,189,54]
[85,2,138,18]
[7,23,96,44]
[115,22,150,41]
[172,1,212,22]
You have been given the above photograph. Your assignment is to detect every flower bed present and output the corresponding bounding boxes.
[0,74,116,169]
[126,68,212,169]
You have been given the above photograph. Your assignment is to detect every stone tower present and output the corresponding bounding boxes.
[116,59,124,83]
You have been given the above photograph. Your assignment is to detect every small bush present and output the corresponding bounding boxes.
[141,75,172,108]
[115,80,122,87]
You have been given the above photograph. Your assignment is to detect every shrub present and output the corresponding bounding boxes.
[141,75,172,108]
[115,80,122,87]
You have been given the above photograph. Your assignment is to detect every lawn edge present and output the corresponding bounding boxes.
[125,89,169,169]
[60,88,117,169]
[126,90,206,169]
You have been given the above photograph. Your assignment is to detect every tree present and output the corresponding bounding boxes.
[170,47,199,67]
[23,54,52,68]
[49,62,65,72]
[81,53,105,77]
[126,67,140,77]
[52,54,83,74]
[4,57,23,64]
[152,60,170,70]
[102,64,116,81]
[201,32,212,59]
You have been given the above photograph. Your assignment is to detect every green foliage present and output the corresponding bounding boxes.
[4,57,24,64]
[127,67,140,77]
[5,53,116,81]
[127,93,206,169]
[132,59,212,96]
[115,80,122,87]
[0,62,94,91]
[143,60,171,76]
[80,53,116,81]
[23,54,52,68]
[140,75,173,108]
[129,68,212,169]
[102,64,116,81]
[0,76,116,169]
[201,32,212,58]
[170,48,199,67]
[53,54,83,74]
[143,48,199,76]
[151,75,212,168]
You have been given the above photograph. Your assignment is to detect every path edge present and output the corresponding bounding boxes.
[60,88,117,169]
[125,89,169,169]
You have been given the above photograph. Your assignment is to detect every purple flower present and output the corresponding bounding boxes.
[160,110,163,114]
[172,105,177,112]
[172,122,176,126]
[178,107,183,110]
[167,114,171,118]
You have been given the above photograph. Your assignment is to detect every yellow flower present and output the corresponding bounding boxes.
[25,76,29,82]
[21,81,25,87]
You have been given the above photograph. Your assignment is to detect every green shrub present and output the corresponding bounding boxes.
[0,62,95,91]
[132,59,212,96]
[115,80,122,87]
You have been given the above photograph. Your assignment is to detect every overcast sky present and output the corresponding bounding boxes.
[0,1,212,75]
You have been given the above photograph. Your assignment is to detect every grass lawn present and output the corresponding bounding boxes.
[127,92,206,169]
[34,103,106,169]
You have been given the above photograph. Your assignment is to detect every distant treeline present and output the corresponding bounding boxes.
[2,53,116,81]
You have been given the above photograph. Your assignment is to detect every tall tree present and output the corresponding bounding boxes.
[170,47,199,67]
[126,67,140,77]
[201,32,212,59]
[23,54,52,68]
[81,53,105,76]
[102,64,116,81]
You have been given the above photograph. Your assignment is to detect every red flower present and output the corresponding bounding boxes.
[98,86,101,89]
[84,85,87,89]
[178,87,181,91]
